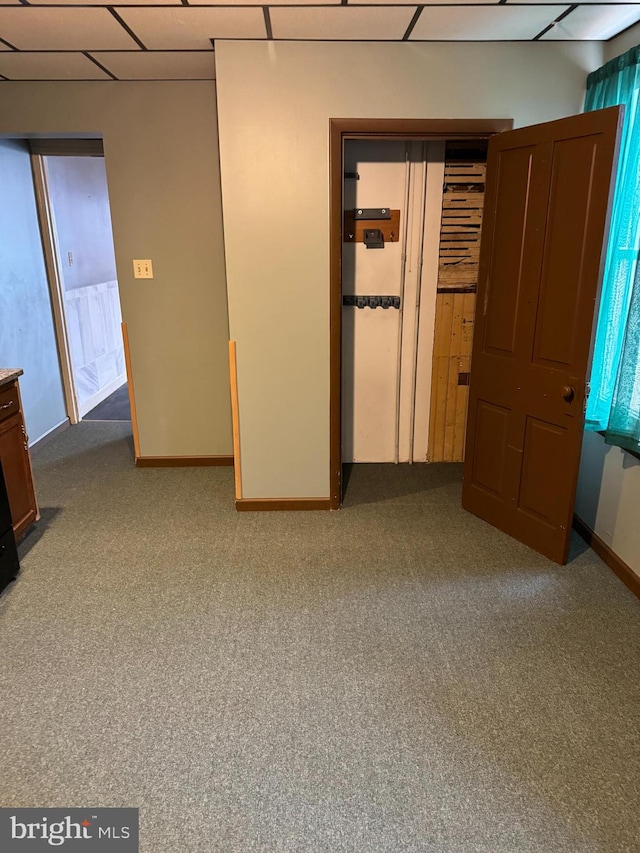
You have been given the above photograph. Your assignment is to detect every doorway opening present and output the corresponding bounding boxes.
[330,120,512,508]
[342,137,490,472]
[31,140,130,425]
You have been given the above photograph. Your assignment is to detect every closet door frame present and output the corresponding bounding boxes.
[329,118,513,508]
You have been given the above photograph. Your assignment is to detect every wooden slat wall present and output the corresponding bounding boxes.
[437,162,486,290]
[428,158,486,462]
[428,293,475,462]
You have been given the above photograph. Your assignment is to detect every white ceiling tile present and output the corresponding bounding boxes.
[0,8,140,50]
[509,0,635,3]
[118,8,266,49]
[0,51,110,80]
[189,0,340,5]
[91,50,216,80]
[350,0,498,5]
[270,6,417,40]
[31,0,179,5]
[410,5,568,40]
[541,5,640,39]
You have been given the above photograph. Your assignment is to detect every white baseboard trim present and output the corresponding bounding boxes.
[79,373,127,418]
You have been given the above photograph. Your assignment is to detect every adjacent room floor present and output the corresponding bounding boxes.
[2,422,639,852]
[83,382,131,421]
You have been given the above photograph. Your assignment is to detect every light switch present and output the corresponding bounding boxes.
[133,259,153,279]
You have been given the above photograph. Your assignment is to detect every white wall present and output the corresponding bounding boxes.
[216,40,603,499]
[0,82,232,458]
[46,155,125,416]
[604,23,640,61]
[0,139,67,444]
[45,156,117,292]
[342,140,443,464]
[64,281,125,417]
[576,432,640,576]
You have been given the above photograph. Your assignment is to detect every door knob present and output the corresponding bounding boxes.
[561,385,575,402]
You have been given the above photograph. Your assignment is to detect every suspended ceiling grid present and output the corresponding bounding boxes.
[0,1,637,80]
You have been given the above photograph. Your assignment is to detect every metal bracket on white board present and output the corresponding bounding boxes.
[353,208,391,220]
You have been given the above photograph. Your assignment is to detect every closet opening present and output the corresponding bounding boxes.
[329,119,512,508]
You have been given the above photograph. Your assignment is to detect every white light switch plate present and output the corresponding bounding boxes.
[133,259,153,279]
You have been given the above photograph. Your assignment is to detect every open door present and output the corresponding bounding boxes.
[462,106,623,564]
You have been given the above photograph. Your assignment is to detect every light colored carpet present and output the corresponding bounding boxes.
[1,422,639,852]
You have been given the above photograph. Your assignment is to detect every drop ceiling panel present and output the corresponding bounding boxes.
[509,0,635,3]
[118,7,266,48]
[0,41,12,51]
[270,6,417,40]
[0,51,110,80]
[33,0,179,5]
[542,5,640,39]
[350,0,498,5]
[410,5,568,39]
[189,0,340,5]
[0,8,140,51]
[92,50,216,80]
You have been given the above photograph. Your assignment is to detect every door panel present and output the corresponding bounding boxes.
[533,136,600,368]
[518,417,568,524]
[463,107,622,564]
[483,146,534,358]
[470,400,510,498]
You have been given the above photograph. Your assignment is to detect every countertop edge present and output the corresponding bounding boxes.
[0,369,24,389]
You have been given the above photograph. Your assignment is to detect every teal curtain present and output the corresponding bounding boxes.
[584,46,640,453]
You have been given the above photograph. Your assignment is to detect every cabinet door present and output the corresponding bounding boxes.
[0,412,38,537]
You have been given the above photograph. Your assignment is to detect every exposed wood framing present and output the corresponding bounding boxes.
[428,292,476,462]
[437,162,486,290]
[429,155,486,462]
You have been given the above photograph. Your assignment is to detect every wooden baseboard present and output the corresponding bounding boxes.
[29,418,70,453]
[121,322,140,459]
[228,340,243,499]
[135,455,234,468]
[573,514,640,600]
[236,497,332,512]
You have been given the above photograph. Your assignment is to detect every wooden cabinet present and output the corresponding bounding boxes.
[0,378,38,539]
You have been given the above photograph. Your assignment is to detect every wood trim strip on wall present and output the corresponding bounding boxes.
[332,118,515,139]
[573,514,640,600]
[121,322,141,460]
[328,118,514,511]
[135,456,233,467]
[236,498,331,512]
[229,340,243,500]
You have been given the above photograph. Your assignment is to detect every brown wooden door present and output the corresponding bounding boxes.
[462,107,623,564]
